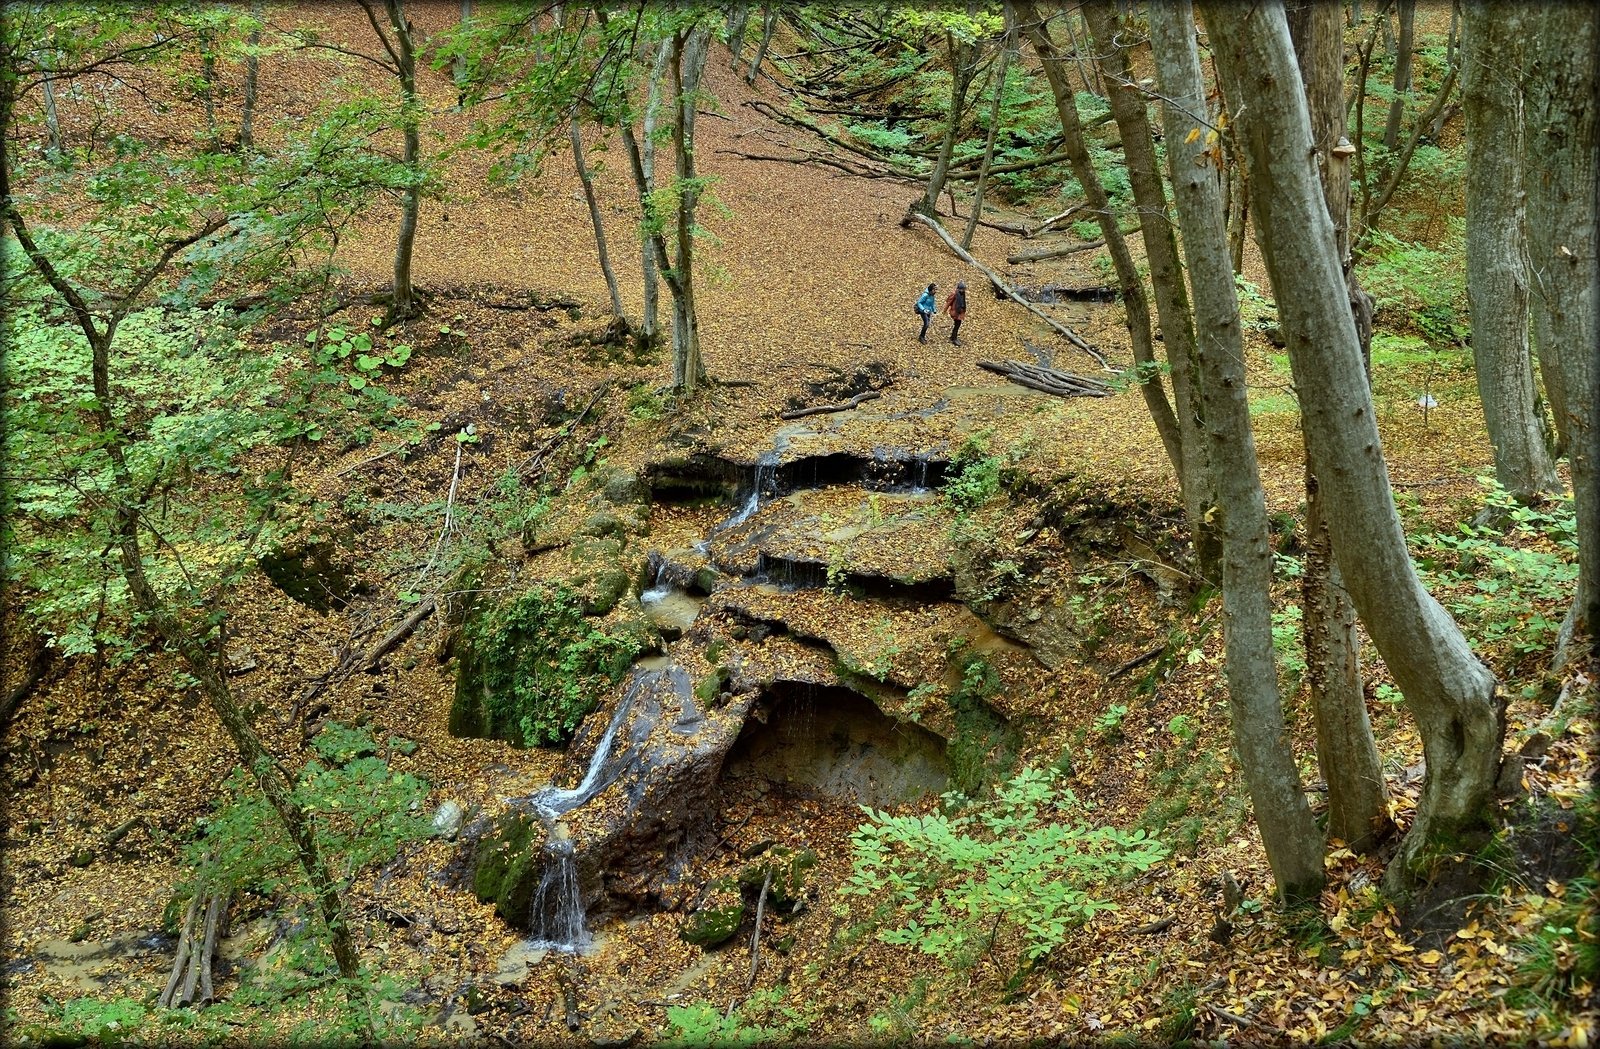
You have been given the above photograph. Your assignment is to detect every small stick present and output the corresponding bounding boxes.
[747,870,773,989]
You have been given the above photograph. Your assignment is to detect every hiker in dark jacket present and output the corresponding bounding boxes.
[944,281,968,345]
[914,283,937,343]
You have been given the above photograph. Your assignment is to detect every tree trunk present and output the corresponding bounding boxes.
[453,0,474,92]
[1461,5,1560,502]
[570,118,629,329]
[1201,0,1504,890]
[1020,4,1187,500]
[1084,1,1220,584]
[40,50,62,159]
[961,25,1013,252]
[639,40,668,346]
[382,0,421,322]
[1149,0,1325,904]
[1522,6,1599,660]
[200,30,219,150]
[727,4,752,69]
[746,7,776,85]
[1381,0,1415,153]
[1285,0,1391,853]
[919,30,980,218]
[671,25,713,392]
[240,1,262,151]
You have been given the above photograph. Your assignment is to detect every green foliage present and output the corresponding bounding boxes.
[1272,603,1307,688]
[464,585,642,745]
[1093,703,1129,740]
[945,655,1016,797]
[186,724,429,904]
[0,299,297,660]
[942,435,1003,515]
[1412,481,1579,665]
[843,766,1169,977]
[1358,224,1468,345]
[663,988,803,1047]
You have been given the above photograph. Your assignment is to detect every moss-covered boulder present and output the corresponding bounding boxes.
[738,845,818,912]
[449,584,641,746]
[471,810,546,925]
[680,878,746,947]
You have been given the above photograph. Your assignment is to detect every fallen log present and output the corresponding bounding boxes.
[977,359,1114,398]
[1023,203,1088,239]
[778,390,882,419]
[1007,239,1105,264]
[362,595,437,673]
[907,212,1110,369]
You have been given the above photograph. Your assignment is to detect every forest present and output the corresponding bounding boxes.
[0,1,1595,1045]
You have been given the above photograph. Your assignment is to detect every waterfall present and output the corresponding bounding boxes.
[722,453,779,530]
[528,838,587,950]
[640,557,672,607]
[517,673,651,953]
[528,676,642,819]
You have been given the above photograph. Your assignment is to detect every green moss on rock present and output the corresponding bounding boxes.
[449,584,640,746]
[471,810,545,924]
[680,879,746,947]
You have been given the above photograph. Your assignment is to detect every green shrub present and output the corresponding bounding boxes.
[1412,482,1578,665]
[843,765,1168,978]
[942,436,1002,514]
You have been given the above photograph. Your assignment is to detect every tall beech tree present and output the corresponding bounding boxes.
[1201,0,1504,887]
[1146,0,1325,904]
[1019,2,1218,583]
[0,12,408,979]
[1461,4,1561,504]
[1081,1,1219,583]
[1284,0,1390,852]
[1521,5,1599,660]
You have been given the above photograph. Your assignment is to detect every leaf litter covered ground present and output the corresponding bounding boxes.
[3,4,1595,1045]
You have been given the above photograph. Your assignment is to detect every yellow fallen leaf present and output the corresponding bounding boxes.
[1418,949,1443,964]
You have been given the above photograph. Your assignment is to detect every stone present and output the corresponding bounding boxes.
[601,468,650,507]
[680,879,745,948]
[431,801,466,840]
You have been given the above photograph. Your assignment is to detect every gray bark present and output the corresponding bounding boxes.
[1286,0,1390,853]
[920,28,981,218]
[671,25,713,392]
[726,4,752,68]
[1149,0,1326,905]
[1381,0,1415,152]
[1522,6,1599,659]
[746,7,776,85]
[240,1,262,151]
[1019,4,1186,501]
[639,40,668,346]
[1201,0,1503,889]
[1462,5,1560,502]
[39,49,61,159]
[570,118,629,328]
[1084,1,1219,583]
[961,23,1014,252]
[370,0,422,321]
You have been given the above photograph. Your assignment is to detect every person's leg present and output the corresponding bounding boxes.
[950,317,962,344]
[919,310,930,342]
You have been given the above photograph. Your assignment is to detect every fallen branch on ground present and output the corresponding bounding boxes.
[778,390,882,419]
[748,870,773,989]
[907,212,1110,369]
[977,359,1113,398]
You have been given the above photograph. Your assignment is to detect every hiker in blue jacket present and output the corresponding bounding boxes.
[914,283,937,343]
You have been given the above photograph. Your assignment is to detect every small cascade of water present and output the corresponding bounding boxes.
[516,676,650,953]
[913,455,930,491]
[527,837,588,950]
[640,557,673,606]
[721,453,779,531]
